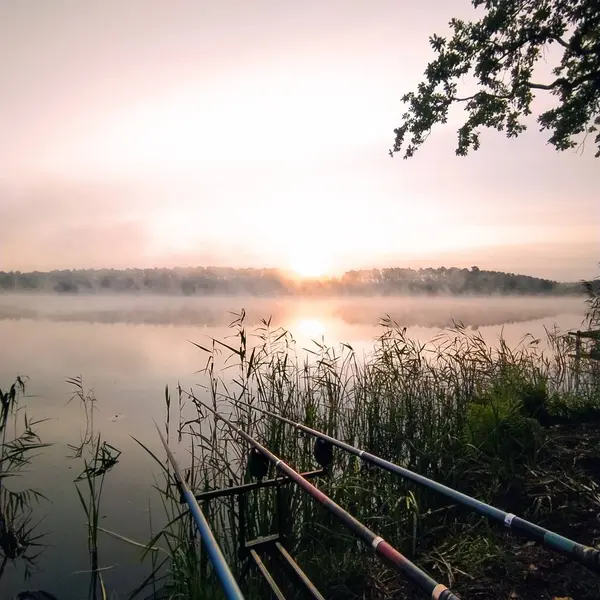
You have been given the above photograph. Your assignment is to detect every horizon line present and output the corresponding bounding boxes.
[0,263,592,284]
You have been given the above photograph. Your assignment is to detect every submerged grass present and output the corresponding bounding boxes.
[141,312,600,599]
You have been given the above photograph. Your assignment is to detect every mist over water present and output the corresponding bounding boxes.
[0,293,586,329]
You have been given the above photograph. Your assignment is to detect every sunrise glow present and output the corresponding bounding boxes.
[146,213,202,255]
[1,0,597,280]
[294,317,326,339]
[289,251,331,279]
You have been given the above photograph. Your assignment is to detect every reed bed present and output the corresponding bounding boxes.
[2,303,598,599]
[149,313,599,599]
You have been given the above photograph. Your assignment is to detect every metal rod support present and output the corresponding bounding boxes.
[192,469,326,502]
[250,549,287,600]
[275,542,326,600]
[197,402,459,600]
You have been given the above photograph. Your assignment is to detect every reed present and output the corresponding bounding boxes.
[0,377,49,583]
[67,376,121,600]
[5,308,598,599]
[141,312,599,599]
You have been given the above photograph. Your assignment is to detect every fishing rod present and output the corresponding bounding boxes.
[154,423,246,600]
[197,402,459,600]
[235,401,600,574]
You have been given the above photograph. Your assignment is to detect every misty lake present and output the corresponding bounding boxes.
[0,293,587,598]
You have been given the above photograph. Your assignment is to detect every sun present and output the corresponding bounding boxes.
[290,253,330,279]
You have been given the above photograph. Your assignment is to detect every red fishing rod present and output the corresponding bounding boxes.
[235,399,600,574]
[196,399,459,600]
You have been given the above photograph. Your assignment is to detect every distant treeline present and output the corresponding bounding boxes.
[0,266,584,296]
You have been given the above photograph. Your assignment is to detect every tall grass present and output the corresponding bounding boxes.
[67,376,121,600]
[142,312,599,599]
[0,377,49,583]
[3,309,598,599]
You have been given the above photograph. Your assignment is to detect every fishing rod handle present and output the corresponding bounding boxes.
[575,544,600,573]
[429,585,459,600]
[508,514,600,573]
[245,402,600,576]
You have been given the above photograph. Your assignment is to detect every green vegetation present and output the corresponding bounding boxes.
[390,0,600,159]
[146,309,599,599]
[0,265,581,296]
[583,270,600,329]
[1,288,599,598]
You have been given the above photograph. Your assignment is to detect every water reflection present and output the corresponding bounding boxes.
[0,294,588,598]
[293,317,326,340]
[0,501,47,585]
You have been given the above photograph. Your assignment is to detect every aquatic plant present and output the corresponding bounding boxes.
[140,311,599,598]
[67,376,121,600]
[0,377,48,583]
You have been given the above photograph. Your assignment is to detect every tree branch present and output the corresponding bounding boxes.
[526,79,566,91]
[454,91,512,102]
[527,70,600,92]
[552,34,599,57]
[551,36,571,51]
[571,18,600,56]
[452,70,600,105]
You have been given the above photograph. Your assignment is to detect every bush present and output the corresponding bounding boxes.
[466,392,542,468]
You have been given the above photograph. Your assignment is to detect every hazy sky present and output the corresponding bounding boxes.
[1,0,598,280]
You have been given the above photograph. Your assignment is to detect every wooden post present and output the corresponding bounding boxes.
[574,330,581,395]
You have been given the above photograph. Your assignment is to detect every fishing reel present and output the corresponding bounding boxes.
[314,438,333,470]
[247,447,270,480]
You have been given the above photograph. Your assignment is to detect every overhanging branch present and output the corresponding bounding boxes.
[550,35,597,57]
[454,91,512,102]
[452,70,600,103]
[527,71,600,92]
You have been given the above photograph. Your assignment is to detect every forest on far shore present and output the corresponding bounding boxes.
[0,266,586,297]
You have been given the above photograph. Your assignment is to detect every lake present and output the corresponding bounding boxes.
[0,293,587,598]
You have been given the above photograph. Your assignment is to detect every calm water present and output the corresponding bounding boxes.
[0,294,586,598]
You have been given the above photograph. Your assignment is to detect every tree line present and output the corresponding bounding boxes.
[0,266,583,296]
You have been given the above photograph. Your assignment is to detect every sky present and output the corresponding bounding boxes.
[0,0,598,281]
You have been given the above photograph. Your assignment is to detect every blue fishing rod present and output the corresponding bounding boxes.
[154,423,245,600]
[236,401,600,574]
[197,401,460,600]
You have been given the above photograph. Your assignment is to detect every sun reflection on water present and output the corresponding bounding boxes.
[293,317,326,339]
